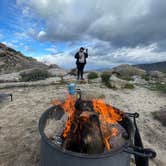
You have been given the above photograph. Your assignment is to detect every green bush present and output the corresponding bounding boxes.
[124,83,135,89]
[20,68,51,82]
[87,72,99,80]
[101,73,111,83]
[141,74,150,81]
[149,83,166,93]
[118,75,133,81]
[100,73,114,88]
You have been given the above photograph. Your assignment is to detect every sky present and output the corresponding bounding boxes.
[0,0,166,70]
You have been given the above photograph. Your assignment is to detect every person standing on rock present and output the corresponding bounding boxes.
[75,47,88,80]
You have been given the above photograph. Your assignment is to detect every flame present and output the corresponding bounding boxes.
[92,99,122,124]
[61,94,77,138]
[92,99,122,151]
[51,95,123,152]
[112,127,118,137]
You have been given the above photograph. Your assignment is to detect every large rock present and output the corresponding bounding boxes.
[149,70,165,79]
[0,72,20,83]
[68,68,77,76]
[132,75,148,85]
[110,64,146,79]
[48,68,69,77]
[110,75,132,89]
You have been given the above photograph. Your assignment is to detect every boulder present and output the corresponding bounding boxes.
[48,68,68,77]
[0,72,20,83]
[48,64,60,69]
[132,75,148,85]
[68,68,77,76]
[149,70,165,79]
[110,64,146,79]
[109,75,131,89]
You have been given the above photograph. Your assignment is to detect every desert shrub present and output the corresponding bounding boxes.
[101,73,111,83]
[87,72,99,80]
[105,81,116,89]
[20,68,51,82]
[117,75,133,81]
[149,83,166,93]
[124,83,135,89]
[100,73,114,88]
[141,74,150,81]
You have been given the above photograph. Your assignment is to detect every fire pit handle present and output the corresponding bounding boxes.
[123,146,156,159]
[124,112,139,118]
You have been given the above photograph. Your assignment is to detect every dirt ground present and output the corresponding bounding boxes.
[0,84,165,166]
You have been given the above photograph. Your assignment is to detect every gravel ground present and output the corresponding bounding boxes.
[0,84,165,166]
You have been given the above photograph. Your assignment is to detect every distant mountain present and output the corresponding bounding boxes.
[0,43,50,74]
[135,61,166,72]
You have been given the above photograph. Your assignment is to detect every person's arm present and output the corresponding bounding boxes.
[85,49,88,58]
[75,52,79,59]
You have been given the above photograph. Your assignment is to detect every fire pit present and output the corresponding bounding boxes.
[39,91,156,166]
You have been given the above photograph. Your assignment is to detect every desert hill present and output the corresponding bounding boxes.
[0,43,50,74]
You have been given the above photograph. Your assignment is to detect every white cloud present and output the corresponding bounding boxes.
[22,7,30,16]
[17,0,151,43]
[45,46,58,54]
[110,43,166,64]
[37,42,166,70]
[38,31,47,41]
[2,41,17,49]
[24,45,34,52]
[37,52,75,69]
[15,32,28,39]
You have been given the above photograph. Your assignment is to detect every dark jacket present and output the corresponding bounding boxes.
[75,51,88,65]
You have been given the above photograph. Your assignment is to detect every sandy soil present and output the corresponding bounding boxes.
[0,84,165,166]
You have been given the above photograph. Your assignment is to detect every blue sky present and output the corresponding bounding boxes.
[0,0,166,69]
[0,0,66,57]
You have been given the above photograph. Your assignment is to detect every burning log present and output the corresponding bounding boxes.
[46,93,126,154]
[62,111,105,154]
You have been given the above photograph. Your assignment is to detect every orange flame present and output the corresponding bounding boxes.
[51,95,123,151]
[92,99,122,151]
[61,94,76,138]
[112,127,118,137]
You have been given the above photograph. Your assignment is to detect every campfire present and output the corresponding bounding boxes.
[45,91,128,154]
[40,90,156,166]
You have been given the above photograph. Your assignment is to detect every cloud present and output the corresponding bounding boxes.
[38,31,47,41]
[37,52,75,69]
[17,0,166,47]
[45,46,58,54]
[24,45,34,52]
[14,32,28,39]
[2,41,17,49]
[37,42,166,70]
[22,6,30,16]
[16,0,166,68]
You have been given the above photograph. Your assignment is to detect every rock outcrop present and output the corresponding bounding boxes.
[110,64,146,77]
[0,43,49,74]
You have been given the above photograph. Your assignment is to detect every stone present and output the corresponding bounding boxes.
[109,75,131,89]
[132,75,148,85]
[149,70,165,79]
